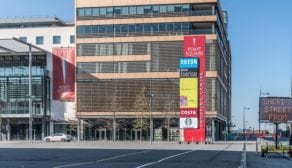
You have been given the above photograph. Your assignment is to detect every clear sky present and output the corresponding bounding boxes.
[0,0,291,131]
[0,0,74,21]
[221,0,292,131]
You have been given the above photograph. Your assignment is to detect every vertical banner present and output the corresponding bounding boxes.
[53,48,75,101]
[181,36,206,142]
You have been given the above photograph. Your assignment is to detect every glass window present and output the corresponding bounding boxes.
[167,5,175,12]
[115,25,121,34]
[144,24,152,32]
[77,26,85,35]
[114,7,122,15]
[182,23,190,31]
[159,24,166,32]
[85,8,92,16]
[136,24,143,32]
[70,35,75,44]
[152,5,159,14]
[182,4,190,12]
[167,23,174,32]
[129,6,136,14]
[121,7,129,15]
[152,24,159,32]
[100,8,106,16]
[92,26,99,34]
[84,26,92,34]
[92,8,99,16]
[107,8,113,16]
[137,6,144,14]
[53,36,61,44]
[19,37,27,42]
[99,26,106,34]
[77,9,85,16]
[174,23,181,31]
[160,5,167,13]
[174,4,182,12]
[106,25,114,33]
[121,25,129,32]
[129,25,136,32]
[36,36,44,45]
[144,6,152,14]
[122,43,129,55]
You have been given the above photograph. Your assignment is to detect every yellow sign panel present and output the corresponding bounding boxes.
[180,78,198,108]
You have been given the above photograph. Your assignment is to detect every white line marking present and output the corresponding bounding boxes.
[136,150,193,168]
[53,150,152,168]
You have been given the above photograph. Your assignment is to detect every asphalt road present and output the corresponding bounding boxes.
[0,144,242,168]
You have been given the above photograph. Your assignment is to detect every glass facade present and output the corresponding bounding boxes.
[0,55,50,116]
[77,22,213,38]
[77,4,214,20]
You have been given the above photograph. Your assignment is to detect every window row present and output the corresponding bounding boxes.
[19,35,75,45]
[77,42,151,56]
[77,61,151,74]
[0,55,46,67]
[77,4,213,19]
[77,22,213,38]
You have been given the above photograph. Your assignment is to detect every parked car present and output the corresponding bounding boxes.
[43,133,73,142]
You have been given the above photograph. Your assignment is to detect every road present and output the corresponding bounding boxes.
[0,142,243,168]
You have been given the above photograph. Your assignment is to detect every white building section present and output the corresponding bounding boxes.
[0,17,76,135]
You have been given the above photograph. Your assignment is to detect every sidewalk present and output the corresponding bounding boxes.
[246,143,291,168]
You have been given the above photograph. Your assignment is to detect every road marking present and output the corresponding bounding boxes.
[53,150,152,168]
[136,150,193,168]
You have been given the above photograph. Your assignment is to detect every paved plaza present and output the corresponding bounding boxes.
[0,141,290,168]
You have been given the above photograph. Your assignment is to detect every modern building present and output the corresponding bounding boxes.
[0,17,76,140]
[75,0,231,141]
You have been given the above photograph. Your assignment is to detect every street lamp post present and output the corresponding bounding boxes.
[149,93,154,144]
[28,44,33,142]
[243,106,250,141]
[259,89,269,136]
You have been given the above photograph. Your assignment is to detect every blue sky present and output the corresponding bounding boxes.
[0,0,291,130]
[0,0,74,21]
[221,0,292,130]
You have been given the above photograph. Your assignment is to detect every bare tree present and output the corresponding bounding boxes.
[132,86,150,140]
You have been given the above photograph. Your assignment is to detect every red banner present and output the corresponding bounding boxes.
[182,36,206,142]
[53,48,75,101]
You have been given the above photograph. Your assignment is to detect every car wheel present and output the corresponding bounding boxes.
[61,138,66,142]
[46,139,50,142]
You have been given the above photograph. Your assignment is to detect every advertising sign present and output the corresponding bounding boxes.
[259,97,292,123]
[53,48,75,101]
[179,58,198,69]
[181,35,206,142]
[179,108,198,129]
[180,78,198,108]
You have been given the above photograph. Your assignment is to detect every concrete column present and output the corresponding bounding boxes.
[77,119,80,141]
[49,120,54,135]
[80,120,84,140]
[113,118,116,141]
[6,119,10,141]
[41,119,45,139]
[212,120,215,142]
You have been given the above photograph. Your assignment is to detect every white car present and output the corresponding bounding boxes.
[43,133,73,142]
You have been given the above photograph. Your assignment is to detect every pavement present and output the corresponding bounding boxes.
[246,143,292,168]
[0,141,290,168]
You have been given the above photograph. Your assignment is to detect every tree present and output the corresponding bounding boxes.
[132,86,150,140]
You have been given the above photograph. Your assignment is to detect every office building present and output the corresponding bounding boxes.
[75,0,231,141]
